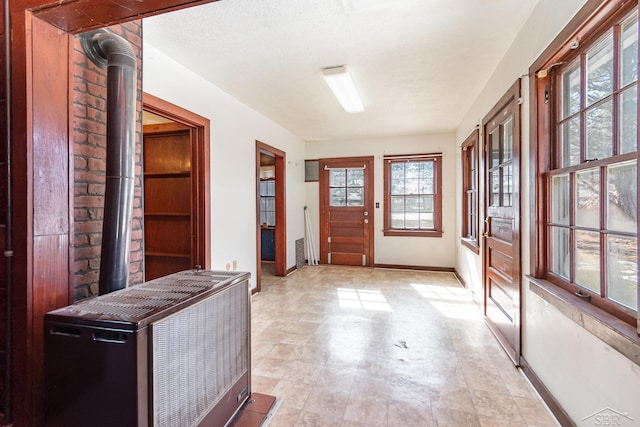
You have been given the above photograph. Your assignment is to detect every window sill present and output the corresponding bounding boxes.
[460,237,479,254]
[527,275,640,367]
[383,229,443,238]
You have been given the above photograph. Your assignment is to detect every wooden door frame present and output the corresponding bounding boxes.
[481,79,522,365]
[143,93,211,272]
[11,2,221,425]
[318,156,375,266]
[255,141,286,292]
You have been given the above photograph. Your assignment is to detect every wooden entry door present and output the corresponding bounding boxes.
[482,81,521,366]
[319,157,374,266]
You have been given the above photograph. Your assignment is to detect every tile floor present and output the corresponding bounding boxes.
[251,265,559,427]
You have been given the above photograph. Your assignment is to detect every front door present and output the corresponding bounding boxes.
[482,81,521,366]
[319,157,374,266]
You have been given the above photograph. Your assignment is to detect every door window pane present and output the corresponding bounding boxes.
[502,118,513,162]
[621,12,639,86]
[330,169,346,187]
[550,226,570,279]
[575,230,601,293]
[607,161,637,233]
[330,188,346,206]
[607,235,638,310]
[502,164,513,207]
[586,100,613,160]
[587,33,614,105]
[562,60,581,117]
[491,170,500,207]
[551,174,570,224]
[619,86,638,154]
[575,169,600,228]
[347,169,364,186]
[490,128,500,167]
[347,187,364,207]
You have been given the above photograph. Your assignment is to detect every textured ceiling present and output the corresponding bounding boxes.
[143,0,539,142]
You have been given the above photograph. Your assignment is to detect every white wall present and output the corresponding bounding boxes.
[306,133,457,268]
[143,43,306,288]
[455,0,640,424]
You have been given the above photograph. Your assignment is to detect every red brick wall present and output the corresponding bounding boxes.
[71,22,144,300]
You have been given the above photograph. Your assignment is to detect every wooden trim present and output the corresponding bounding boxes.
[285,265,297,275]
[454,270,467,288]
[519,357,576,427]
[383,155,443,236]
[529,0,640,328]
[255,141,287,293]
[528,276,640,366]
[461,129,480,252]
[481,79,522,366]
[374,264,455,273]
[31,0,222,33]
[142,92,211,272]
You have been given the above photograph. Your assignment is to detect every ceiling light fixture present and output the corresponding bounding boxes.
[322,66,365,113]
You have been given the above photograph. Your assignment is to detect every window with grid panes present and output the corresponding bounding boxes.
[544,6,639,325]
[383,155,442,237]
[259,180,275,226]
[461,131,479,252]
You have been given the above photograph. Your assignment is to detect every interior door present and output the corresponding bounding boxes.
[482,81,521,366]
[319,157,374,266]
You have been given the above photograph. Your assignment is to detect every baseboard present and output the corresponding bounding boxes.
[520,357,575,427]
[373,263,455,272]
[286,265,297,275]
[454,269,467,287]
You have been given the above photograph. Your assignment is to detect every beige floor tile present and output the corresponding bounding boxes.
[387,400,434,427]
[342,396,388,426]
[269,405,300,427]
[278,361,321,385]
[470,389,525,424]
[303,385,350,418]
[432,408,481,426]
[252,265,559,427]
[251,374,279,395]
[271,379,313,410]
[512,396,559,427]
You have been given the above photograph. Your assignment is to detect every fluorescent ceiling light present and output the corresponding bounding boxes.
[322,66,365,113]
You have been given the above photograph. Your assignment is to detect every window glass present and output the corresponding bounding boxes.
[575,230,601,293]
[575,168,600,228]
[607,161,637,233]
[551,174,570,224]
[562,60,581,118]
[619,87,638,154]
[621,12,638,87]
[551,226,570,279]
[586,100,613,160]
[330,168,364,207]
[607,235,638,310]
[561,117,581,167]
[384,156,442,236]
[587,33,614,105]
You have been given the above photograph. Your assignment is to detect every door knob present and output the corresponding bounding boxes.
[364,219,369,224]
[482,232,490,237]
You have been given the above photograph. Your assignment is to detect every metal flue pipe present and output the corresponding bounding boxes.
[80,30,137,295]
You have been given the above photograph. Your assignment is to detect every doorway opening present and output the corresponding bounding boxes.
[142,93,211,280]
[255,141,286,292]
